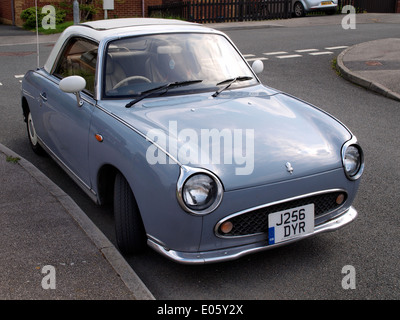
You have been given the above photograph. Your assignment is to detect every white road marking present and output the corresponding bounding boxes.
[295,49,318,53]
[309,51,334,55]
[276,54,303,59]
[263,51,288,55]
[251,46,347,61]
[246,57,269,61]
[14,75,24,78]
[325,46,348,50]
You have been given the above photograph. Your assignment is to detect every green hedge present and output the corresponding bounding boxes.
[20,6,66,30]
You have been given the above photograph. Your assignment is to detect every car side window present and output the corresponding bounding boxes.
[53,37,98,95]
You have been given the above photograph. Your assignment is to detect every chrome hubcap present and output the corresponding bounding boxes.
[28,113,38,146]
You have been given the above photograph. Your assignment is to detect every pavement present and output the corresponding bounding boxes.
[0,13,399,300]
[337,38,400,102]
[0,143,154,300]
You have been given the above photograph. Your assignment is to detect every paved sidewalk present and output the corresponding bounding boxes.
[0,24,60,46]
[337,38,400,102]
[0,143,154,300]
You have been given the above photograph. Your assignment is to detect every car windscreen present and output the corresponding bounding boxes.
[103,32,258,98]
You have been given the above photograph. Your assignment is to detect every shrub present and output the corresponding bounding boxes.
[20,6,66,30]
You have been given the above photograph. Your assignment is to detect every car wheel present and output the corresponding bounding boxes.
[114,172,146,254]
[26,111,45,155]
[293,2,305,17]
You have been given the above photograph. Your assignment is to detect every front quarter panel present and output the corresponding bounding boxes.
[88,104,203,252]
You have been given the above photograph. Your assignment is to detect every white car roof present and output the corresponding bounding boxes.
[82,17,195,30]
[44,18,213,73]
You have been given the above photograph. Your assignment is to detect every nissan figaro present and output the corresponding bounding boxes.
[22,18,364,264]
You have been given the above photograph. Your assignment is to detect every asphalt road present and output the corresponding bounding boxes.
[1,18,399,299]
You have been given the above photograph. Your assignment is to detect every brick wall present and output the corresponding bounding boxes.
[1,0,163,27]
[396,0,400,13]
[0,0,13,24]
[94,0,163,19]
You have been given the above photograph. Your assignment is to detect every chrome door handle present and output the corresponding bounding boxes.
[40,92,47,101]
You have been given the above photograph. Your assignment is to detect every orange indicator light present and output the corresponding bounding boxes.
[336,194,345,205]
[220,221,233,234]
[95,134,103,142]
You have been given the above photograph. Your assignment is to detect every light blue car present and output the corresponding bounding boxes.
[293,0,338,17]
[21,18,363,264]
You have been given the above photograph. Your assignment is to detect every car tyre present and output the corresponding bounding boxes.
[26,111,45,155]
[293,2,305,17]
[114,172,147,254]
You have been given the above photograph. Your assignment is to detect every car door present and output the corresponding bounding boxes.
[40,37,98,188]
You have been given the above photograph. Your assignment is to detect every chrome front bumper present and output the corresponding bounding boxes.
[147,206,357,264]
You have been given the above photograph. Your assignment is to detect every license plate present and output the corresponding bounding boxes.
[321,1,332,5]
[268,204,314,245]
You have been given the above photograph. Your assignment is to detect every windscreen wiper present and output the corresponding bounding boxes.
[212,76,253,98]
[125,80,203,108]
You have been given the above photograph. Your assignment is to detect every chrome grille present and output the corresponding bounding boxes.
[216,191,347,237]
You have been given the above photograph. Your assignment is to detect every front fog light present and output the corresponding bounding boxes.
[342,141,364,180]
[177,166,223,215]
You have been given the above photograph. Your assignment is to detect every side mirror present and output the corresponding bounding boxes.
[251,60,264,75]
[59,76,86,107]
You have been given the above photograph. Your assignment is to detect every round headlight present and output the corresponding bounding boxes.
[183,174,218,210]
[343,142,364,180]
[177,167,223,215]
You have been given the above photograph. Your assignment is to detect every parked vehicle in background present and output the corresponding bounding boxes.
[293,0,338,17]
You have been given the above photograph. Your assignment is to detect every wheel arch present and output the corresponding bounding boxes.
[22,96,30,123]
[96,163,144,208]
[96,163,120,206]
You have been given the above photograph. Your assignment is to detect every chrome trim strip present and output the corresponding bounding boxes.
[341,136,365,181]
[214,188,347,239]
[147,206,358,265]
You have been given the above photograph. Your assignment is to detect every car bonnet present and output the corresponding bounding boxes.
[100,85,351,191]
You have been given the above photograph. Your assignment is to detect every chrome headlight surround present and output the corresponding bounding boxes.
[342,138,365,181]
[177,166,224,215]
